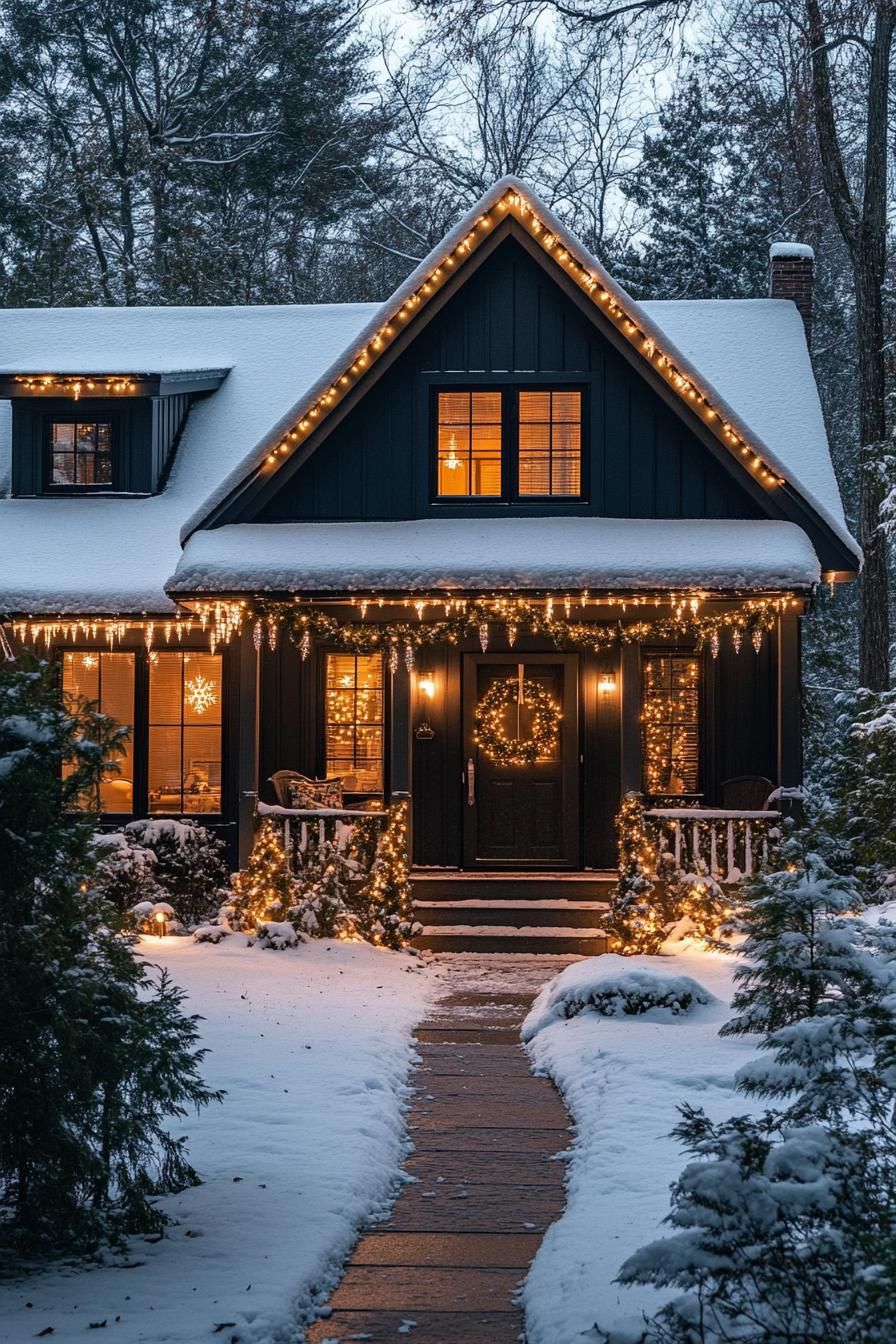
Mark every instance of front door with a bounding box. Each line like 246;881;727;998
462;654;579;867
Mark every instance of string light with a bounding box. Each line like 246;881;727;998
248;187;788;495
12;374;138;397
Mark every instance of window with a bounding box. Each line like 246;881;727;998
642;653;701;794
325;654;384;792
518;390;581;496
436;391;502;497
49;420;113;488
62;651;135;812
149;652;223;813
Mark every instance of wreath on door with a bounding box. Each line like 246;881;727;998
473;677;561;767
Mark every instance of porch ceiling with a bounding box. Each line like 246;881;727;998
167;517;821;597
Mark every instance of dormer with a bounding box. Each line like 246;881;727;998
2;368;228;497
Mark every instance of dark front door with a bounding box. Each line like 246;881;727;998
462;654;579;867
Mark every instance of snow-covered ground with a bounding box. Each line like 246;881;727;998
1;936;433;1344
522;944;756;1344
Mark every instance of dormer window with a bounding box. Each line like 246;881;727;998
49;420;114;489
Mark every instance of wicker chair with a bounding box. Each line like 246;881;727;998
719;775;775;811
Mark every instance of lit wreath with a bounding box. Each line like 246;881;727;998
473;678;561;767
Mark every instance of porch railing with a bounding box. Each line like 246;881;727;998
256;799;389;877
644;807;781;882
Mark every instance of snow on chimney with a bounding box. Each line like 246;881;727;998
769;241;814;349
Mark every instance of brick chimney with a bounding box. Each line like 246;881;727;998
769;242;814;349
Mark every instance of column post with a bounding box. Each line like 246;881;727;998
237;629;261;868
620;642;642;794
777;610;802;788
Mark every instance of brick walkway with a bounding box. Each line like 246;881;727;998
307;955;575;1344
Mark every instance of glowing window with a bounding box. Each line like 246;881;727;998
517;390;581;496
62;651;135;812
325;654;384;792
149;652;222;814
642;654;701;794
50;421;113;487
436;391;502;497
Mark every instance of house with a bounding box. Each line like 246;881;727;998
0;178;860;952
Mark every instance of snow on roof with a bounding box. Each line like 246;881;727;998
0;303;378;614
640;298;848;541
167;518;821;595
178;175;858;566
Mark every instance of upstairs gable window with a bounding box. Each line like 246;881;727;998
434;387;583;501
437;391;502;497
517;390;581;497
49;420;114;489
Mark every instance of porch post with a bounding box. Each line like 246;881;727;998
237;628;261;867
389;665;413;795
777;610;802;787
620;643;642;793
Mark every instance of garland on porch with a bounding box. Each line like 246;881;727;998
473;676;561;767
225;594;788;664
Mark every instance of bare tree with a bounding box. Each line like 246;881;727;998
798;0;895;689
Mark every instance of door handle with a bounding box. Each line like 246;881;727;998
466;757;476;807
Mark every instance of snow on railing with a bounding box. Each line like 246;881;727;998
644;807;781;882
256;799;388;874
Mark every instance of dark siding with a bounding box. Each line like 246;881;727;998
707;639;778;795
253;236;764;524
11;394;191;496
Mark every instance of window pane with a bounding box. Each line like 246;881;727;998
49;421;113;489
62;651;135;812
325;653;384;792
149;652;222;813
642;654;700;794
436;391;502;497
518;390;582;497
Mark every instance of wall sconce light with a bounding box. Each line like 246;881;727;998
598;673;617;695
416;672;436;740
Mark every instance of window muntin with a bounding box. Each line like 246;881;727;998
149;652;222;813
62;651;135;812
642;653;701;794
517;390;582;497
437;391;502;497
325;653;384;792
50;421;113;487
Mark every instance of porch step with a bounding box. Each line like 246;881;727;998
411;870;615;903
414;898;608;929
413;925;609;956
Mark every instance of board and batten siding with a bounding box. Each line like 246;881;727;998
251;234;765;524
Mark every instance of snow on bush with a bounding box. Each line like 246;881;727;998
254;920;302;950
192;922;232;944
522;953;715;1039
91;819;230;928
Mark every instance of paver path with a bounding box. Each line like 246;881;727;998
307;953;577;1344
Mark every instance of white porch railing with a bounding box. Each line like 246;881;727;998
256;799;388;874
644;807;781;882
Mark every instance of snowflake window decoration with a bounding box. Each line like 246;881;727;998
185;673;217;715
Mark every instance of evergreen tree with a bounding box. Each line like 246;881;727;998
604;793;666;954
355;798;419;951
230;818;296;931
0;656;220;1255
292;827;353;938
620;73;780;300
605;819;896;1343
721;829;860;1037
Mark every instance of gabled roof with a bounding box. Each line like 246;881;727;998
180;176;859;569
0;178;859;616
